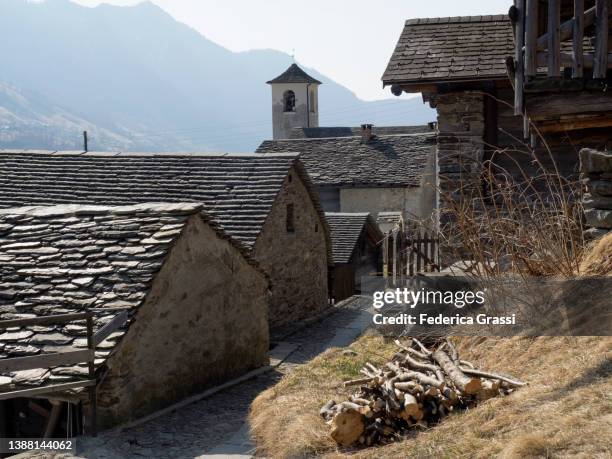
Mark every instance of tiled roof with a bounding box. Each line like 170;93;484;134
290;125;433;139
256;134;435;187
267;64;322;85
326;213;381;265
0;203;211;391
382;15;514;86
0;151;307;249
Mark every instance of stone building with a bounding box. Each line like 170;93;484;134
268;63;321;140
256;127;437;225
0;203;269;433
0;151;331;327
382;13;612;244
326;213;383;301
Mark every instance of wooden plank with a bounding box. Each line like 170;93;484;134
526;91;612;119
536;114;612;132
514;0;526;115
537;51;612;68
0;380;96;401
0;349;93;372
43;401;62;438
548;0;561;77
0;313;89;329
525;0;539;77
86;311;97;436
428;234;436;273
535;4;596;50
573;0;585;78
93;310;127;347
593;0;609;78
408;239;415;277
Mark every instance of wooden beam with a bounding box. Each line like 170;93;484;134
525;0;539;77
0;380;96;401
573;0;585;78
93;310;127;347
0;349;94;372
43;400;62;439
537;51;612;68
515;0;526;115
536;4;596;50
526;91;612;119
0;313;89;329
593;0;609;78
86;311;97;437
548;0;561;77
535;114;612;132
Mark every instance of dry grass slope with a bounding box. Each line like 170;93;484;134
250;335;612;458
580;233;612;276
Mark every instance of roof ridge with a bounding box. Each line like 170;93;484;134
0;202;204;218
0;150;299;159
263;132;436;142
405;14;508;25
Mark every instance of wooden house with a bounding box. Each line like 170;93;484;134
383;9;612;244
325;213;383;301
0;203;269;434
0;151;331;327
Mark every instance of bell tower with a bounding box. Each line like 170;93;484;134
267;63;321;140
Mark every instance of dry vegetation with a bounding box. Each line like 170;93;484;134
250;335;611;458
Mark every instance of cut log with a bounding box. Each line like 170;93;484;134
394;381;423;393
319;400;336;419
433;350;482;395
330;409;365;446
401;393;420;419
459;367;527;387
394;340;430;360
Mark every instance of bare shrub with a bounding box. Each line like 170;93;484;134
439;106;585;279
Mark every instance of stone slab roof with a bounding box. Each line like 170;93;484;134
290;125;433;139
382;15;514;87
0;151;307;249
256;134;435;188
326;213;381;265
267;63;322;85
0;203;215;392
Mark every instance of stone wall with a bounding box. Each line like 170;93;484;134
254;166;329;327
429;91;485;262
580;148;612;239
96;215;269;428
431;91;485;220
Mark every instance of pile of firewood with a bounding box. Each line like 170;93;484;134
320;338;526;447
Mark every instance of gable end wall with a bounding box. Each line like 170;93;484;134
95;215;269;428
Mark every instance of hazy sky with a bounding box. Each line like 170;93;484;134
69;0;510;100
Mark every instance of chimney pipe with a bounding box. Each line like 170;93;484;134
361;124;374;142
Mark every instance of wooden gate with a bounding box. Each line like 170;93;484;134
404;226;440;276
382;222;440;283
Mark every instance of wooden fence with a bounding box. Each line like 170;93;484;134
0;310;127;437
383;223;440;283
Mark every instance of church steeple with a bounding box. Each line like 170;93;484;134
267;64;321;140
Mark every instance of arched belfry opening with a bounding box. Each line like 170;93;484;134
283;90;296;112
267;63;322;140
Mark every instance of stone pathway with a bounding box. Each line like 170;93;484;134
72;296;372;459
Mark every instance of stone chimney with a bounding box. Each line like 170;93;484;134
361;124;374;142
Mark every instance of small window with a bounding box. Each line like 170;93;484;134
286;204;295;233
288;173;292;183
310;90;316;112
315;223;319;233
283;90;296;112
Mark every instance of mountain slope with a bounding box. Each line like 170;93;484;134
0;0;434;152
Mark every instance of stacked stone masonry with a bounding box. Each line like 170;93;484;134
580;148;612;238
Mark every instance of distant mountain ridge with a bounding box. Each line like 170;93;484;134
0;0;434;152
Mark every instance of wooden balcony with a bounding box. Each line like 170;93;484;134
511;0;612;134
